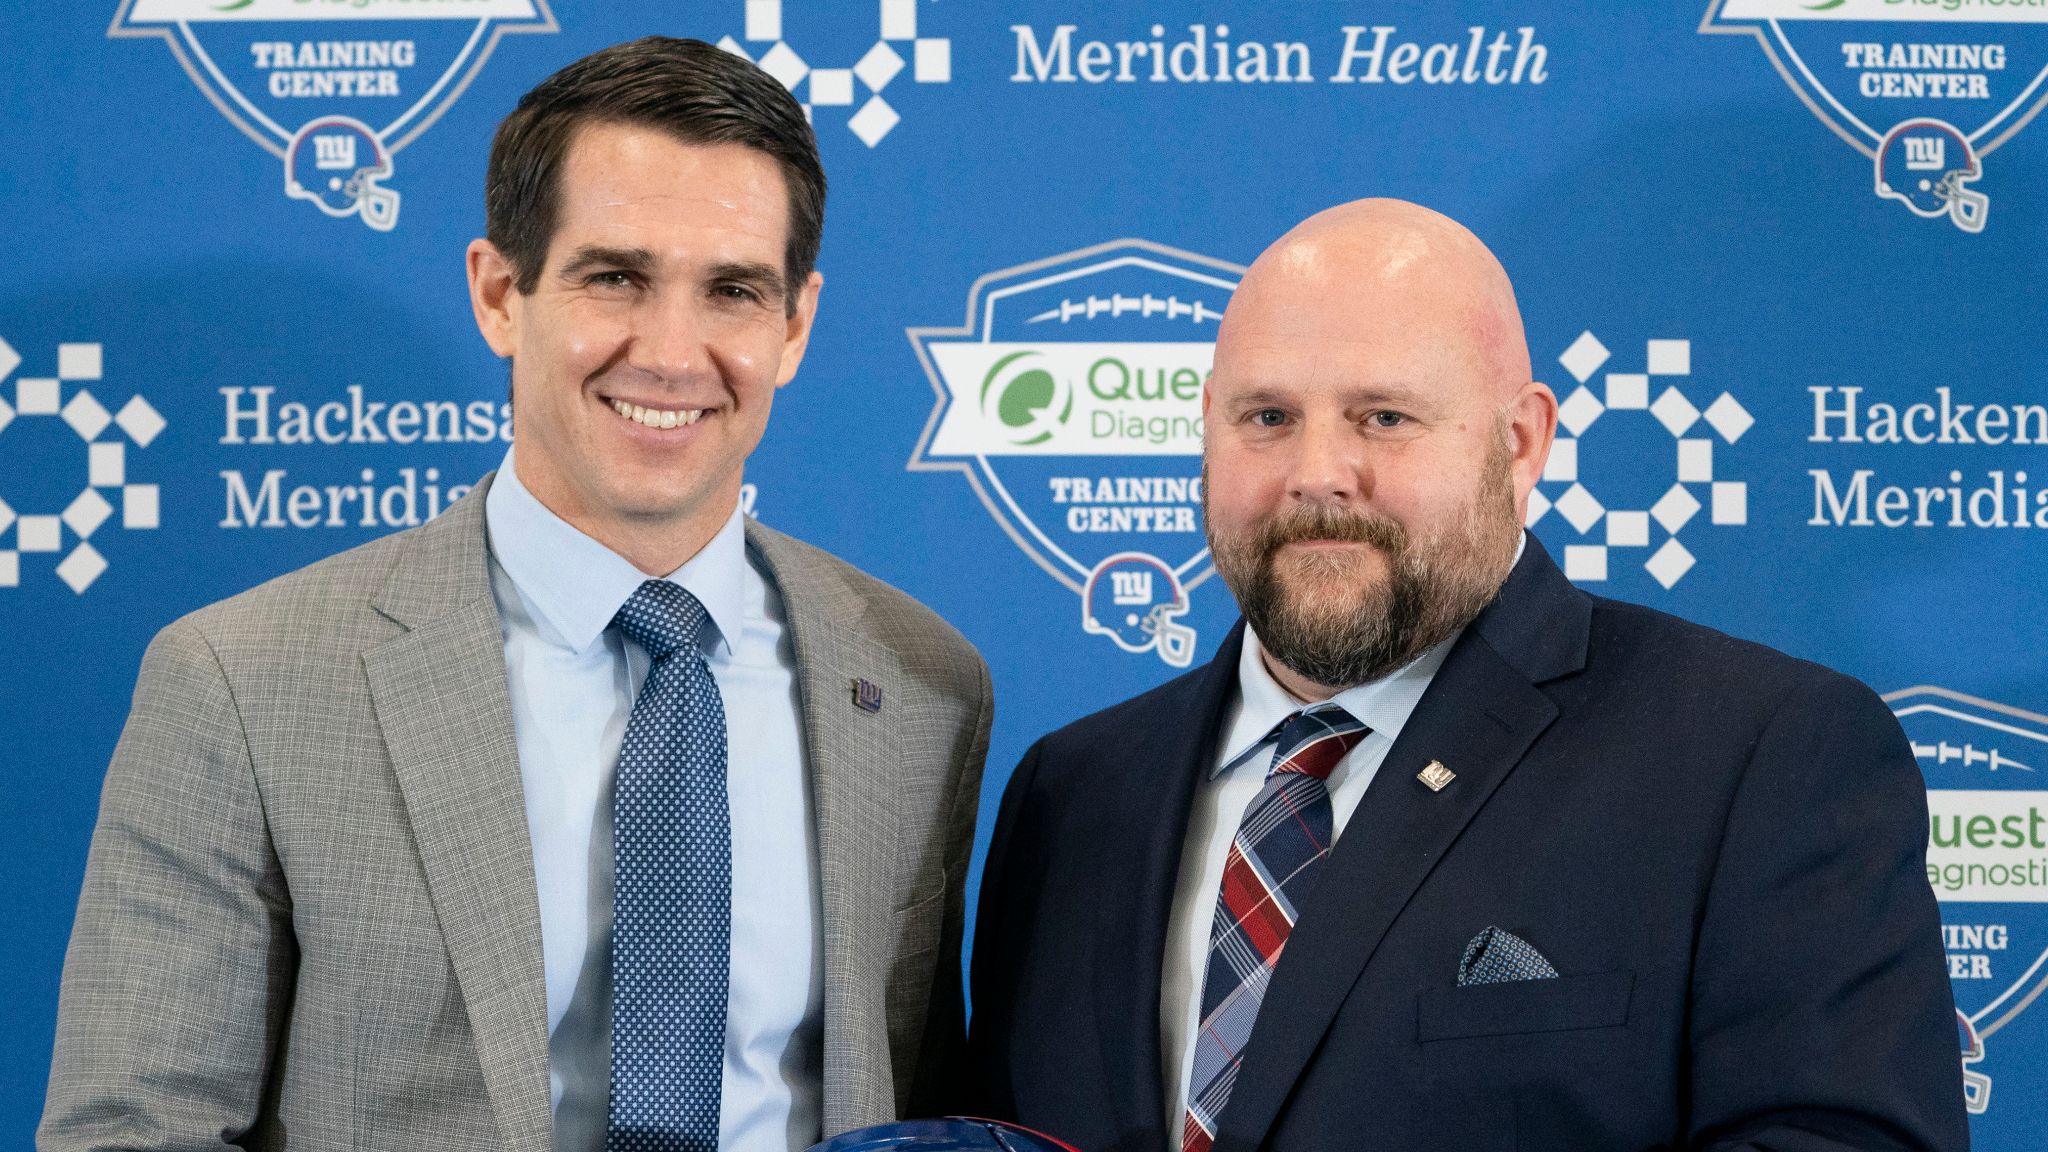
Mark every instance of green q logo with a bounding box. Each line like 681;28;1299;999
980;350;1073;446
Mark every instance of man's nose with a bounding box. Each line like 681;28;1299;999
630;294;707;380
1286;416;1365;502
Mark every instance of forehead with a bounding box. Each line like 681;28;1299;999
549;122;789;256
1211;289;1486;403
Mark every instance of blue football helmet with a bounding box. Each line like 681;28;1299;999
1958;1009;1990;1115
811;1118;1079;1152
285;116;400;232
1083;552;1196;668
1875;119;1986;234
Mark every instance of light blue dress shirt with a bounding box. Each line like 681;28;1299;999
484;452;823;1152
1160;535;1525;1145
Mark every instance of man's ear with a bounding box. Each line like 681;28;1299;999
1508;379;1560;502
467;238;521;358
775;270;825;388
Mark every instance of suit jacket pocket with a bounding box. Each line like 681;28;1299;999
1417;970;1634;1042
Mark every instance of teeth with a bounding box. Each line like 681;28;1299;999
610;399;703;428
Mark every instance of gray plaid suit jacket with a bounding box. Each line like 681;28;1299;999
40;475;992;1152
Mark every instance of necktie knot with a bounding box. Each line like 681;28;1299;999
613;579;711;662
1268;702;1370;782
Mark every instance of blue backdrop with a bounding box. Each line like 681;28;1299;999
4;1;2045;1146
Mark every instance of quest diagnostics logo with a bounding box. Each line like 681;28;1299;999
908;240;1238;667
1889;686;2048;1122
0;338;165;594
110;0;556;232
980;351;1074;446
1703;0;2048;232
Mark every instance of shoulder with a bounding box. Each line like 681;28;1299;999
745;519;987;698
166;518;428;667
1576;593;1898;742
1025;656;1219;785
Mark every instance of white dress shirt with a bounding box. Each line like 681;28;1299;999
484;452;823;1152
1158;627;1456;1146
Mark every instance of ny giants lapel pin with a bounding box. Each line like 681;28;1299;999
1417;760;1456;792
852;677;883;713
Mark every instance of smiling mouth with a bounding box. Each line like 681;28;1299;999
609;398;706;429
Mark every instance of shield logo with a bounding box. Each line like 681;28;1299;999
110;0;556;231
908;240;1240;665
1702;1;2048;231
1888;685;2048;1122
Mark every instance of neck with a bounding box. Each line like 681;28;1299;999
512;461;735;578
589;514;729;578
1260;647;1346;704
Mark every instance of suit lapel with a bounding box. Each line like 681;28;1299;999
1095;625;1246;1149
1212;543;1591;1152
364;476;553;1152
746;521;906;1130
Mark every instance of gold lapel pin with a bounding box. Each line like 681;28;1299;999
1417;761;1456;792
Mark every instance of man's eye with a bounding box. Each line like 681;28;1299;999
587;270;634;288
1251;409;1288;427
1368;411;1406;428
714;283;760;302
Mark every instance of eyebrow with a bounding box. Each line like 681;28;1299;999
1222;383;1427;408
708;259;788;303
558;245;655;279
556;246;787;302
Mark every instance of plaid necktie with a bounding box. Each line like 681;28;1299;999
1182;703;1369;1152
608;580;729;1152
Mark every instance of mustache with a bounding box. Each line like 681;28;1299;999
1255;504;1408;557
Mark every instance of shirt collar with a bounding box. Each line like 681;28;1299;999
484;448;748;658
1213;625;1459;779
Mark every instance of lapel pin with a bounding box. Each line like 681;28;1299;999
852;677;883;714
1417;760;1456;792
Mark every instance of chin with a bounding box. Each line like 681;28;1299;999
1275;571;1382;625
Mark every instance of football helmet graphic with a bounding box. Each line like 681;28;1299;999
285;116;400;232
1958;1009;1991;1115
1876;119;1987;234
1083;552;1196;668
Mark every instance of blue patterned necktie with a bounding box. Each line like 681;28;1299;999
1182;703;1370;1152
608;580;729;1152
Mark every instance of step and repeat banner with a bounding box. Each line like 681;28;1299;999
2;0;2043;1145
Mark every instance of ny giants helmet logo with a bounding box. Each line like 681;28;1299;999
1876;118;1988;233
111;0;556;232
909;241;1240;668
1703;1;2048;233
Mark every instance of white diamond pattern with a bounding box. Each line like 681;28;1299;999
1704;393;1754;444
0;338;162;594
1556;483;1606;534
1646;539;1696;589
757;42;809;90
855;40;904;90
1652;484;1702;533
1651;387;1700;437
1558;386;1605;437
1559;330;1610;384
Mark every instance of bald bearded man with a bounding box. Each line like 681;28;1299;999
962;201;1964;1152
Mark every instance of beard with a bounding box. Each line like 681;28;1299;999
1206;436;1522;692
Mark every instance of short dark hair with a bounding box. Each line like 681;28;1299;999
485;36;826;309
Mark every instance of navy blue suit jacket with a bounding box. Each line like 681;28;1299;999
966;540;1965;1152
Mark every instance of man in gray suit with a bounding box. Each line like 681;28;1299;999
42;37;990;1152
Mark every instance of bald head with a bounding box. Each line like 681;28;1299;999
1217;198;1532;402
1201;198;1557;698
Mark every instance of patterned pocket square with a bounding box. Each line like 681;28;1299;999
1458;926;1560;986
